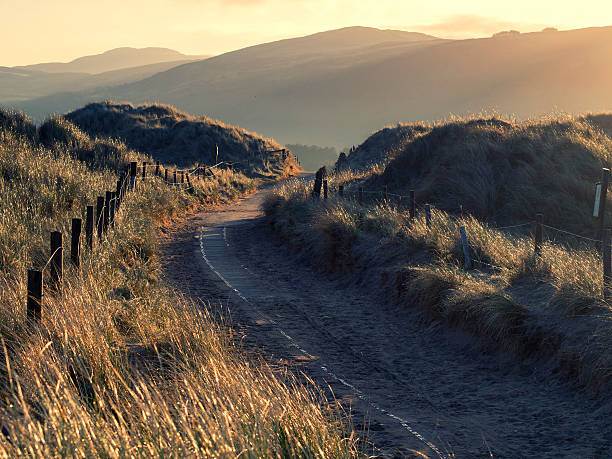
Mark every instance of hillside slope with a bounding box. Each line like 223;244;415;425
65;101;299;177
13;25;612;149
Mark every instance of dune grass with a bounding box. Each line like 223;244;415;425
266;115;612;397
0;113;359;457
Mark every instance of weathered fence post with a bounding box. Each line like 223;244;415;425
382;186;387;202
109;192;116;227
598;168;610;240
186;174;193;194
85;205;94;249
425;204;431;228
50;231;63;289
155;161;160;177
181;172;185;184
535;213;543;256
603;228;611;300
96;196;104;239
71;218;81;267
323;180;328;200
459;226;472;269
27;269;43;322
339;185;344;198
142;162;147;180
103;191;111;234
173;171;177;185
410;190;416;219
129;162;137;191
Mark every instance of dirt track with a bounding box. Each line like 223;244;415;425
160;185;612;458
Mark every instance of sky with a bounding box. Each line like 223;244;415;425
2;0;612;66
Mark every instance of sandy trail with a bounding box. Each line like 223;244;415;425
160;185;612;458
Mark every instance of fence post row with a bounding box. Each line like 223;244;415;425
71;218;81;267
50;231;63;290
603;229;611;300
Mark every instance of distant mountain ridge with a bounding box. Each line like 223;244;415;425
18;47;208;74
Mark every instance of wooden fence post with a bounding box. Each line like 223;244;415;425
173;171;177;185
323;180;328;200
425;204;431;228
603;229;611;300
598;168;610;240
410;190;416;219
109;192;116;227
186;174;193;194
27;269;43;322
358;187;363;205
155;161;160;177
165;169;168;183
96;196;104;239
71;218;81;268
50;231;63;289
129;162;137;191
535;213;543;256
382;186;387;202
142;162;147;180
103;191;111;234
339;185;344;198
181;172;185;184
459;226;472;269
85;205;94;249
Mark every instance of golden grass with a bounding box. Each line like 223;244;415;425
0;121;358;457
264;164;612;395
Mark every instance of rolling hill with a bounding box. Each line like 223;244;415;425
10;25;612;150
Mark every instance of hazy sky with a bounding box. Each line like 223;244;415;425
2;0;611;66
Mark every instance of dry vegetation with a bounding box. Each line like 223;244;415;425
0;109;358;457
264;114;612;398
65;101;300;178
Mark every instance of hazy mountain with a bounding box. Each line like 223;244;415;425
18;47;207;74
11;26;612;149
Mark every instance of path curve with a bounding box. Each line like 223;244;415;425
160;184;612;458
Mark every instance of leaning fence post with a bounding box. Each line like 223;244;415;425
598;168;610;240
410;190;416;219
109;192;116;227
358;187;363;205
338;185;344;198
535;213;543;256
103;191;111;234
603;229;611;300
96;196;104;239
27;269;43;322
129;162;137;191
85;205;94;249
459;226;472;269
71;218;81;268
323;180;328;200
50;231;63;289
425;204;431;228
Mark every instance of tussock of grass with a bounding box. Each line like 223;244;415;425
0;110;357;457
266;115;612;395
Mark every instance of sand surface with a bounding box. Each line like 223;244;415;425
159;185;612;458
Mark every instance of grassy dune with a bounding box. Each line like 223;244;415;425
264;114;612;397
0;110;357;457
65;101;301;178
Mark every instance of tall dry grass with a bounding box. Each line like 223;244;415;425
266;139;612;397
0;113;358;457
